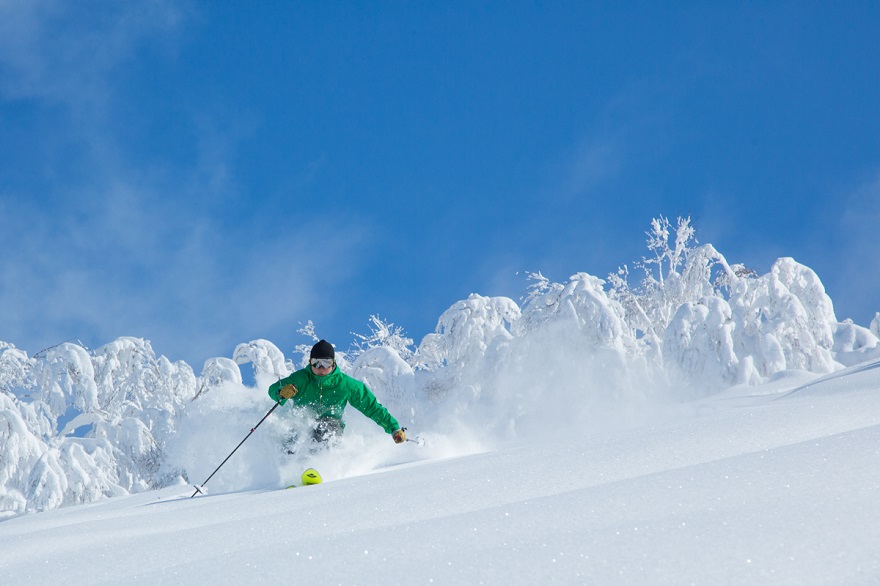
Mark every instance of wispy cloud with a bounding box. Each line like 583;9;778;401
0;180;372;366
833;172;880;323
0;2;374;367
0;1;186;103
555;139;623;204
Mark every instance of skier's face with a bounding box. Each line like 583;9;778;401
311;364;333;376
310;359;334;377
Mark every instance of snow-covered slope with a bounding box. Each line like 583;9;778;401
2;360;878;585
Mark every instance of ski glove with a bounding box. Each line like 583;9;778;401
392;428;406;444
279;384;298;399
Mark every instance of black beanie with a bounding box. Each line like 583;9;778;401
310;339;335;360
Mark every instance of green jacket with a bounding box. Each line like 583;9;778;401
268;366;399;434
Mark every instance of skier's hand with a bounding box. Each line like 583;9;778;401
279;384;298;399
392;428;406;444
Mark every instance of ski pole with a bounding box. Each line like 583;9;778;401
190;401;281;498
397;427;425;446
405;431;426;446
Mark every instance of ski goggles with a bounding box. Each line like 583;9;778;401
310;358;334;369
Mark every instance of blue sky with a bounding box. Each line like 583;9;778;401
1;1;878;369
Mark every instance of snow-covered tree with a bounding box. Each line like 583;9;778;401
516;272;628;351
233;339;293;385
419;294;520;371
725;257;837;375
0;343;32;399
607;218;735;347
662;296;759;392
0;393;47;514
350;346;416;421
343;316;419;421
351;315;416;364
30;342;98;435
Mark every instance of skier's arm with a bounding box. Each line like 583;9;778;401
348;381;400;434
268;376;297;405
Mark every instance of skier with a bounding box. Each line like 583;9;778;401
268;339;406;448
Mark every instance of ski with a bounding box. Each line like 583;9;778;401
286;468;322;489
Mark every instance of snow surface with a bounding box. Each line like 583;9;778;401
2;360;880;584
